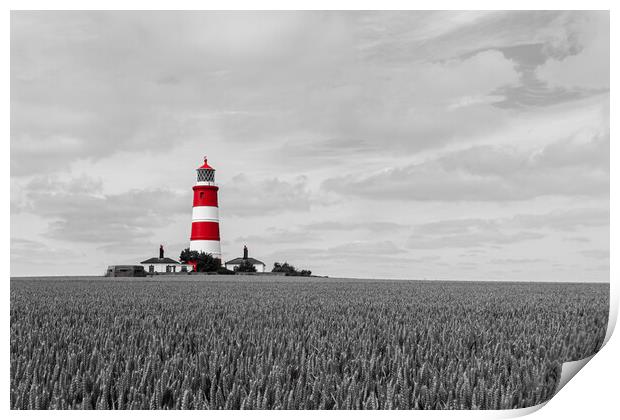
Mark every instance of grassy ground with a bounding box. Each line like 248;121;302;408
10;278;609;410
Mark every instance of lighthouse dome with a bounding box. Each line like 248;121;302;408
198;157;214;170
196;157;216;183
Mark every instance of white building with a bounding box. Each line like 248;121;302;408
224;245;266;273
140;245;193;274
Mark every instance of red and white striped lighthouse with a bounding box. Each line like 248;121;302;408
189;157;221;260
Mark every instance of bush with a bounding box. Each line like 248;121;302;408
235;259;257;273
272;262;311;277
179;248;221;273
217;267;235;275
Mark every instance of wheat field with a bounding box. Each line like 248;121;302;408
10;277;608;410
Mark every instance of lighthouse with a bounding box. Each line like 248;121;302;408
189;157;222;260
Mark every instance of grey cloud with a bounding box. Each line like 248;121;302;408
11;11;608;182
11;11;522;179
328;241;406;256
235;228;318;246
98;241;188;258
356;11;564;64
406;207;608;250
408;231;543;249
263;247;324;260
500;43;549;67
262;240;407;264
10;11;610;282
493;81;606;109
563;236;590;243
413;219;497;236
233;219;409;254
323;134;609;202
456;262;478;269
97;241;152;255
580;250;609;260
412;208;608;237
438;133;609;175
375;12;609;109
234;222;407;256
536;11;609;90
491;30;608;109
585;264;609;272
11;237;84;262
490;258;544;264
459;249;488;257
512;208;609;231
221;174;311;217
15;176;190;246
303;221;406;232
256;49;518;166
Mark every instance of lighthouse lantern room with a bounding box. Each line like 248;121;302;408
189;157;222;260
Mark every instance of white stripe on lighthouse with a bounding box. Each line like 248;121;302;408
189;240;221;258
191;206;219;222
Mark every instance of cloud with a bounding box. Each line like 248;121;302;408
235;227;318;245
9;11;610;282
355;10;607;111
408;230;543;249
236;222;406;251
274;49;518;160
563;236;590;243
488;24;608;110
580;250;609;260
512;208;609;231
406;208;608;249
302;221;406;233
492;80;606;110
490;258;544;264
11;11;523;179
585;264;609;273
262;240;407;259
328;240;407;256
14;176;190;246
356;11;565;64
536;11;609;90
11;11;608;179
221;174;311;217
11;237;85;265
323;133;609;202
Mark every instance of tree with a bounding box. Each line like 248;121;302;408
271;262;311;277
235;259;257;273
217;266;235;275
179;248;221;272
272;262;296;274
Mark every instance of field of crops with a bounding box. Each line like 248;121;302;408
10;277;608;410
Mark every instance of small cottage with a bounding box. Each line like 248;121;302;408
224;245;266;273
140;245;193;274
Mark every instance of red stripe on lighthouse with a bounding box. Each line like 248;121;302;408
191;221;220;241
193;185;219;207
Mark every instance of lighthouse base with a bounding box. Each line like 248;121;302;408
190;240;222;260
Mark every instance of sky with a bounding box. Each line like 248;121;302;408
10;11;609;281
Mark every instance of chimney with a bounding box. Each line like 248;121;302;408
243;245;248;259
159;245;164;259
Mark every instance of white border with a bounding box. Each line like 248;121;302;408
2;1;618;10
4;2;616;419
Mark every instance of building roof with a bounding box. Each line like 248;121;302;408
225;257;265;266
140;257;182;264
198;157;214;170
